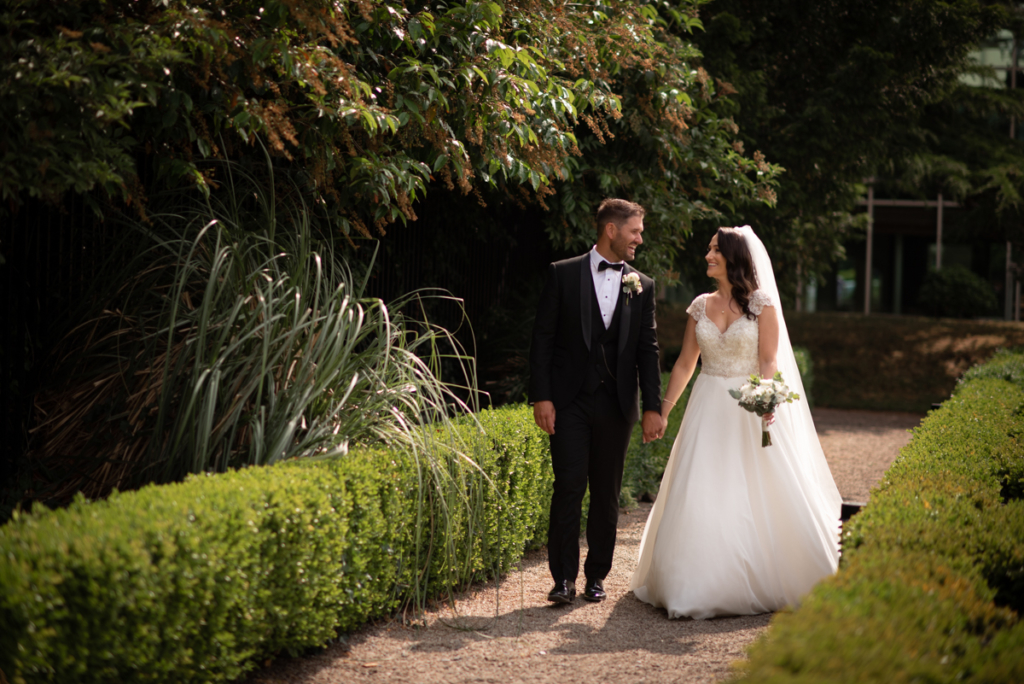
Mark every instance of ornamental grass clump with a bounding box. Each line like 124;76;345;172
24;165;477;507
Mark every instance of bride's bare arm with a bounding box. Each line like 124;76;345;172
661;315;701;420
757;305;779;379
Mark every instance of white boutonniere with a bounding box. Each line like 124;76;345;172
622;272;642;304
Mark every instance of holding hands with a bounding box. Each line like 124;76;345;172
642;410;667;443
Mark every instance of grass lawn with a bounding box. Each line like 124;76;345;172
657;303;1024;412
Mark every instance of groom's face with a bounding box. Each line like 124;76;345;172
609;215;644;262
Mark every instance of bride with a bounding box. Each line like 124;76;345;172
630;226;841;619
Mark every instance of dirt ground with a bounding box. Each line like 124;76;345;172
245;408;923;684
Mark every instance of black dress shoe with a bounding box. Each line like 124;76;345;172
582;578;606;602
547;580;576;604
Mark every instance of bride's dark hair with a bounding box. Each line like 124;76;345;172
716;227;759;320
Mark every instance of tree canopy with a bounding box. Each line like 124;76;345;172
890;7;1024;245
691;0;1008;295
1;0;781;278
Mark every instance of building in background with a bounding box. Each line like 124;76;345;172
811;27;1022;320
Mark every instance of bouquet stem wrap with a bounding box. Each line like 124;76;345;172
761;415;771;447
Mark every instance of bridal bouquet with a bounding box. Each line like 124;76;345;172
728;372;800;447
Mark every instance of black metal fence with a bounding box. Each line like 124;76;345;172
2;194;125;488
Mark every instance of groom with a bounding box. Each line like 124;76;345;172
529;198;665;604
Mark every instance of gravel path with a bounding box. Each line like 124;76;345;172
246;409;923;684
812;408;923;503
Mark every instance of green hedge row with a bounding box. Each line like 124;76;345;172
736;348;1024;683
0;405;552;684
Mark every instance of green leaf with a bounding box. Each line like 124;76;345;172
359;109;377;134
496;47;515;69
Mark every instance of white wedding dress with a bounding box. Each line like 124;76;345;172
630;288;842;619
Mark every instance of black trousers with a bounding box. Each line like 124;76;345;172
547;382;634;584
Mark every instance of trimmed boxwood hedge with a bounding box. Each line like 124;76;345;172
736;349;1024;683
0;405;552;684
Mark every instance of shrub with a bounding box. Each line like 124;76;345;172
0;404;551;684
411;406;553;593
961;346;1024;388
918;265;998;318
784;312;1024;412
793;345;815;409
734;351;1024;683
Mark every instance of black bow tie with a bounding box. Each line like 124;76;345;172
598;261;624;272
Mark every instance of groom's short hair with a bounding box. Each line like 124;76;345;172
596;198;645;231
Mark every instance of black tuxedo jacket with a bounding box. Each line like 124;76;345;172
529;253;662;423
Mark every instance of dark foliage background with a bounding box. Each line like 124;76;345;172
685;0;1013;301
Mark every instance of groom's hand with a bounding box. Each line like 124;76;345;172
642;410;665;443
533;400;556;435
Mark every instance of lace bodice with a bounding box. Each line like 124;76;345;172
686;291;774;378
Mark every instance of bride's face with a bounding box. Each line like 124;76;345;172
706;236;728;280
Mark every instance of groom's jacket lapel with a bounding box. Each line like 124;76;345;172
579;256;592;351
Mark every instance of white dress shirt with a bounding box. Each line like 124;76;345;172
589;246;623;329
